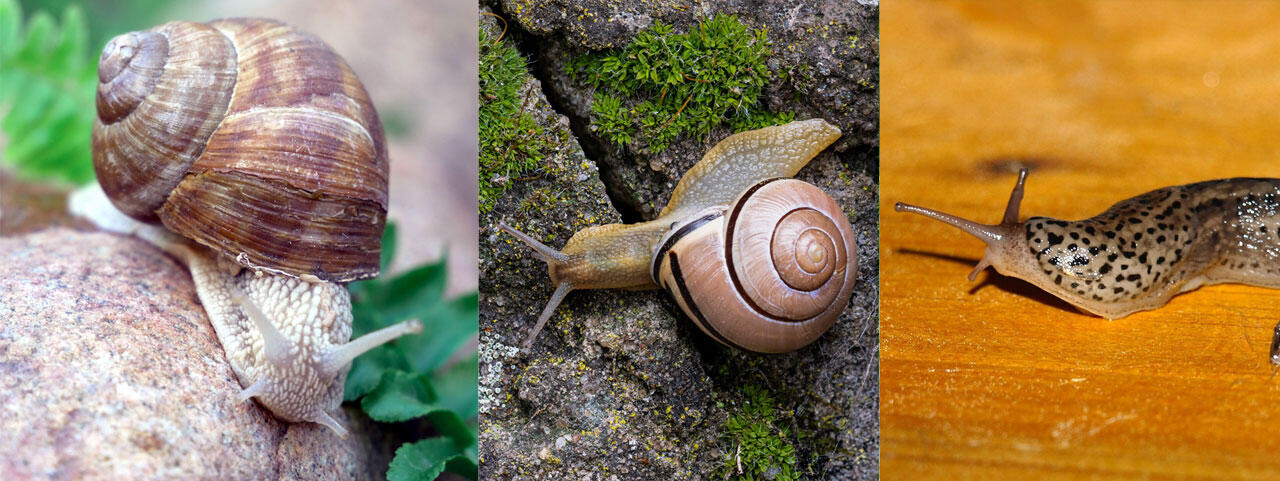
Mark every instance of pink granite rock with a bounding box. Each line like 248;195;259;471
0;229;390;480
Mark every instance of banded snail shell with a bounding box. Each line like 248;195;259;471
651;178;858;353
92;18;388;282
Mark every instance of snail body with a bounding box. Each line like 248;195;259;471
73;18;421;437
501;119;858;353
895;169;1280;321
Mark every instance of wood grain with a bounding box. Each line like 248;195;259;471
882;1;1280;479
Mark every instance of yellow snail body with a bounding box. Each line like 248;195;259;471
501;119;858;353
70;18;421;437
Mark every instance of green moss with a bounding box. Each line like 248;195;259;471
478;24;559;214
715;384;800;481
567;13;793;153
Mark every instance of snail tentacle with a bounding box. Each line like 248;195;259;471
231;290;295;368
525;282;574;348
320;319;424;376
311;410;348;439
238;378;269;402
498;222;570;263
496;222;582;348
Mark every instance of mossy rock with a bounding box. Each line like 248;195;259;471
499;0;876;220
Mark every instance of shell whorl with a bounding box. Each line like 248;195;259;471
91;18;388;282
727;179;856;323
96;31;167;124
653;178;858;353
93;22;238;221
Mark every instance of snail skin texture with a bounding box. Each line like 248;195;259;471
896;169;1280;362
71;18;421;437
500;119;859;353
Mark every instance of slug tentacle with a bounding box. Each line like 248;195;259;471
894;168;1029;281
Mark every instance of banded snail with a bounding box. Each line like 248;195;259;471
501;119;859;353
71;18;421;437
896;170;1280;362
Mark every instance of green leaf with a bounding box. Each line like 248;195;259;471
360;370;440;423
375;260;447;320
380;222;399;272
427;410;477;451
0;0;20;58
341;215;478;480
1;0;96;185
400;291;478;373
387;438;477;481
342;330;406;401
431;353;479;418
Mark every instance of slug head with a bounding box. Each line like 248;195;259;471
896;169;1199;319
894;168;1031;283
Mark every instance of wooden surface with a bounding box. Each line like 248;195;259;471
882;2;1280;479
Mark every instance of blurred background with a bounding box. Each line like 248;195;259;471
2;0;477;295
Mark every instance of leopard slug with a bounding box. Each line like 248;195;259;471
895;169;1280;362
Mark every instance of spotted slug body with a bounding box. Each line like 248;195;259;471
895;169;1280;320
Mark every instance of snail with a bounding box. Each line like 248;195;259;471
499;119;859;353
68;18;422;437
895;169;1280;362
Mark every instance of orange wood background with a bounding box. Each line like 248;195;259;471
882;1;1280;479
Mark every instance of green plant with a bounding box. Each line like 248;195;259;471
345;223;480;480
715;384;799;481
568;13;793;153
0;0;96;184
478;22;560;214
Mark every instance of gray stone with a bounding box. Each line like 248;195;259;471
0;229;391;480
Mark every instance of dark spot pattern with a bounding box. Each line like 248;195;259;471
1024;179;1280;305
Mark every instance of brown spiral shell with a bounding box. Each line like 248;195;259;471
651;178;858;353
91;18;388;283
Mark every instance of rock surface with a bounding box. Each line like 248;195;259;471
478;5;879;479
0;229;392;480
